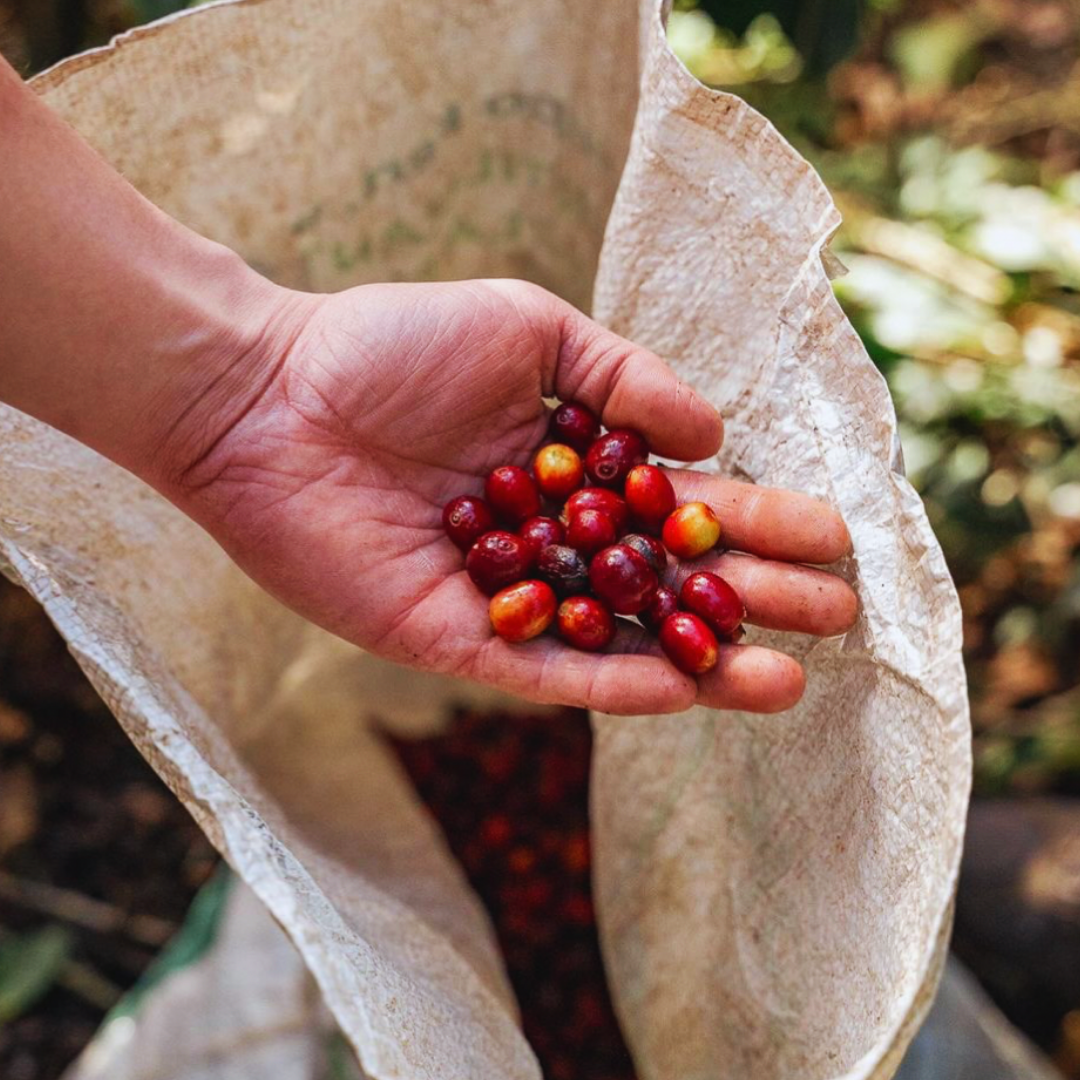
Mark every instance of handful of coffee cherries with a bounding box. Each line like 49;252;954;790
442;401;745;675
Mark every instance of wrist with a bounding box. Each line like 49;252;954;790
0;62;318;502
129;245;315;502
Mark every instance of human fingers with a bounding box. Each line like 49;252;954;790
487;280;724;462
611;621;806;713
471;633;697;716
666;469;851;564
695;644;806;713
666;551;859;637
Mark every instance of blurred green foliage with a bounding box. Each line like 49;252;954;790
0;926;72;1024
105;865;231;1022
670;0;1080;796
689;0;863;74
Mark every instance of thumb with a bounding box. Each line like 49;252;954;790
488;279;725;462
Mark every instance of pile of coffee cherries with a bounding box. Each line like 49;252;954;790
442;401;745;675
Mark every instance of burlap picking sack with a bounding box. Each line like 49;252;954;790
0;0;970;1076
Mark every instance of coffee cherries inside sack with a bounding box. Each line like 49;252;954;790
443;401;745;675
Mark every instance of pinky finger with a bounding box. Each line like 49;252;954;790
695;645;806;713
610;622;806;714
473;635;697;716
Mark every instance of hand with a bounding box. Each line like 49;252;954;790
163;278;857;716
0;63;853;713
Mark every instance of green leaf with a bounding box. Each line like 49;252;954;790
107;865;233;1022
324;1031;368;1080
0;925;73;1024
890;13;989;91
125;0;191;24
697;0;863;75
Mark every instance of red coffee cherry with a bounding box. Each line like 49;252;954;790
621;533;667;574
442;495;495;551
638;585;679;634
466;531;535;595
563;488;629;534
536;544;590;598
486;465;541;523
548;402;600;454
624;464;676;526
566;509;617;557
680;571;745;638
533;444;585;501
662;502;721;559
659;612;719;674
519;516;565;552
557;596;616;652
585;430;649;488
588;544;658;616
490;580;557;642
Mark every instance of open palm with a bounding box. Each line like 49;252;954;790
170;279;857;715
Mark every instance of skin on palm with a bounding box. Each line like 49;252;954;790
164;279;857;717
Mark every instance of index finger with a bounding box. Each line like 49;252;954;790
666;469;852;564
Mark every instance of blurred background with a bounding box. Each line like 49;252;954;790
1;0;1079;1078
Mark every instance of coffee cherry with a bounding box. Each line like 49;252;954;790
621;533;667;574
536;545;590;598
680;571;745;638
549;402;600;454
662;502;721;559
563;488;629;534
557;596;616;652
588;544;658;616
520;516;565;552
659;612;719;674
533;444;585;501
638;585;679;634
466;531;535;595
486;465;541;523
442;495;496;551
490;580;557;643
624;464;676;526
585;430;649;488
567;509;617;557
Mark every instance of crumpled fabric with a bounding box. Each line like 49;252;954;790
1;0;969;1076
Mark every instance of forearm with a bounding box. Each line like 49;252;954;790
0;57;298;490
